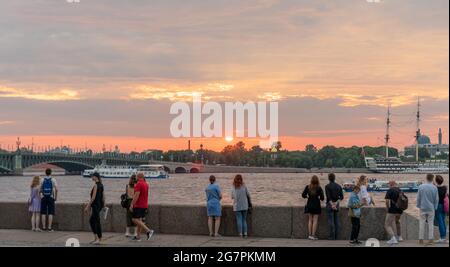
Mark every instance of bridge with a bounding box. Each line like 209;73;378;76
0;151;311;175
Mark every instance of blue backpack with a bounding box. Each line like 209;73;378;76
42;178;53;197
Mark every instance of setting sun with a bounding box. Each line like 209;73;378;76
225;136;234;143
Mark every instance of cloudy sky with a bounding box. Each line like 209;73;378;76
0;0;448;152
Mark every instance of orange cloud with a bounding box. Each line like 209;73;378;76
0;86;80;101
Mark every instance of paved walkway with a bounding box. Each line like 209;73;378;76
1;229;448;247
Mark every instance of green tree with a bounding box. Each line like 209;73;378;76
345;158;355;168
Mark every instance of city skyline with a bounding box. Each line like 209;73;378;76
0;0;448;152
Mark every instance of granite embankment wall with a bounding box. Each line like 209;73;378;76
0;202;431;240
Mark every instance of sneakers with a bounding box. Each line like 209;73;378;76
387;237;399;245
396;236;403;242
308;236;315;240
146;230;154;240
350;240;362;245
131;236;142;242
436;239;447;243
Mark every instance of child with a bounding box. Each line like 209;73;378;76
348;185;364;244
28;176;42;231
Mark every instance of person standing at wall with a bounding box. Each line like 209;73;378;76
302;175;325;240
325;173;344;240
384;181;404;245
28;176;41;232
124;175;137;238
357;175;374;206
205;175;222;237
417;174;439;245
231;174;251;238
40;168;58;232
348;185;363;245
84;172;105;245
434;175;448;243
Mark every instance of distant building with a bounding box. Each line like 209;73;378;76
404;128;449;158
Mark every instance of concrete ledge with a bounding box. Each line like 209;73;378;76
0;202;429;240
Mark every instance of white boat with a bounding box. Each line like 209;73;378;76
82;164;169;179
365;157;448;174
136;165;169;179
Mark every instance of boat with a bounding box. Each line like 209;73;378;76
365;157;449;174
367;180;421;193
343;179;421;193
135;164;169;179
82;164;169;179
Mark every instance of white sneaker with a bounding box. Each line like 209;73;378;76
396;236;403;242
308;236;315;240
437;239;447;243
387;237;398;245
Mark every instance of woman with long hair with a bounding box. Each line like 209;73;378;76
435;175;448;243
28;176;41;231
84;172;105;245
302;175;325;240
357;175;374;206
231;174;252;238
125;174;138;237
205;175;222;237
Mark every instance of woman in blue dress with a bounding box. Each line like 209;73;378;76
205;175;222;237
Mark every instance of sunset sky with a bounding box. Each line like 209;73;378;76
0;0;448;152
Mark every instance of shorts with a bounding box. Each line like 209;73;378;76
132;208;147;219
41;196;55;216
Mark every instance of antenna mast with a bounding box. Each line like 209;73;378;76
385;104;391;158
414;97;421;161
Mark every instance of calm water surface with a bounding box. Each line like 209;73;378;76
1;173;447;215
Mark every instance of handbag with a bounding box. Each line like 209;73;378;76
246;187;253;214
120;185;130;209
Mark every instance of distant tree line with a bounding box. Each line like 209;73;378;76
152;142;403;169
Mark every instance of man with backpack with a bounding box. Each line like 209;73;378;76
40;168;58;232
384;181;407;245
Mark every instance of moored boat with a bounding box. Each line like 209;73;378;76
82;164;169;179
343;179;421;193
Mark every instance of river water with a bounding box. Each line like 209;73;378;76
1;173;447;214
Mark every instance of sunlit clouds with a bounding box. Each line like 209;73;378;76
0;86;80;101
0;0;448;150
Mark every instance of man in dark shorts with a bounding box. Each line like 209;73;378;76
385;181;403;245
40;168;58;232
130;173;154;241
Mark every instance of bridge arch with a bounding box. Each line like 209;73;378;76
27;161;95;174
189;167;200;173
174;166;187;173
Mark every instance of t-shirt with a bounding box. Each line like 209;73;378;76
134;180;149;209
438;186;447;205
40;177;58;199
206;183;221;203
358;185;371;205
90;182;104;209
385;187;403;214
